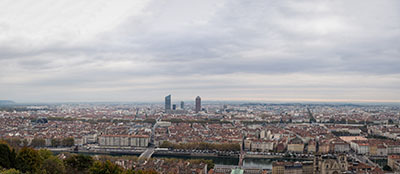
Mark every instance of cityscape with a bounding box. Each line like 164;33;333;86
1;0;400;174
1;98;400;173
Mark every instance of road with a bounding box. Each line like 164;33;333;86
139;115;162;161
139;147;155;161
350;152;378;167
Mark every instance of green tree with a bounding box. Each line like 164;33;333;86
0;142;16;169
89;160;122;174
38;149;53;160
64;154;93;174
15;147;42;174
61;137;74;147
51;139;61;147
4;138;21;148
42;156;66;174
0;168;21;174
30;138;45;148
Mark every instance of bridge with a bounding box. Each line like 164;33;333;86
138;115;162;162
138;147;155;161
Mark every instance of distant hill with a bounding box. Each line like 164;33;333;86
0;100;16;105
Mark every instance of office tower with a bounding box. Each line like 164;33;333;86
165;95;171;113
180;101;184;109
195;96;201;113
172;104;176;110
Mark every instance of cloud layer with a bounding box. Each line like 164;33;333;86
1;0;400;103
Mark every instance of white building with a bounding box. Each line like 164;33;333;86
99;135;149;147
250;140;274;152
350;141;369;154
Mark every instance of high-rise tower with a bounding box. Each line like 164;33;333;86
165;95;171;113
195;96;201;113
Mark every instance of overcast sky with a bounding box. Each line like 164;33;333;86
0;0;400;103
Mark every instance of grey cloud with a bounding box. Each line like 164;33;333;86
1;0;400;102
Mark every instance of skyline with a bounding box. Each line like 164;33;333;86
1;0;400;103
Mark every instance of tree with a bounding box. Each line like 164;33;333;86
61;137;74;147
30;138;45;148
15;147;42;174
22;140;28;147
383;165;392;171
89;160;122;174
38;149;53;160
42;156;66;174
0;169;21;174
0;142;16;169
3;138;21;148
51;139;61;147
64;154;93;174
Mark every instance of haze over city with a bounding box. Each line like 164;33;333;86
3;1;400;174
1;0;399;103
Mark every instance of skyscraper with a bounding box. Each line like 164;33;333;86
172;104;176;110
165;95;171;113
195;96;201;113
180;101;184;109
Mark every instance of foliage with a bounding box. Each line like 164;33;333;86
188;159;214;171
51;139;61;147
0;142;16;169
42;156;66;174
331;131;359;136
15;147;42;174
64;154;94;174
0;169;21;174
89;160;122;174
160;141;240;151
366;134;393;140
30;138;46;148
383;165;392;171
163;118;230;124
2;138;21;148
61;137;75;147
38;149;53;160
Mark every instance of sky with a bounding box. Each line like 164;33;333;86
0;0;400;103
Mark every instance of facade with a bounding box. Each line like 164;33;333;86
376;145;388;156
272;162;285;174
385;142;400;154
180;101;184;109
284;164;302;174
272;161;313;174
287;137;304;153
250;140;274;152
213;165;266;174
165;95;171;113
172;104;176;110
98;135;149;147
302;161;314;174
319;143;330;154
388;155;400;171
314;154;348;174
307;140;317;153
350;141;369;154
195;96;201;113
332;142;350;153
83;134;97;144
